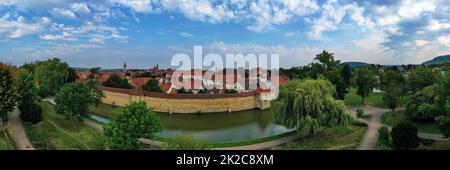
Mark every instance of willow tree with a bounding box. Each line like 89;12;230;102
271;79;354;136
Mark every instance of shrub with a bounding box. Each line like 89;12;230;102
376;127;391;149
356;109;364;119
142;79;161;92
163;135;211;150
102;74;133;89
55;83;94;121
435;115;450;138
391;122;420;150
25;124;55;150
19;103;42;124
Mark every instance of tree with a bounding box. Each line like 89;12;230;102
406;67;440;93
163;135;211;150
405;85;444;121
66;67;78;83
341;64;352;90
34;58;69;97
381;70;405;116
0;64;17;122
16;69;41;124
391;122;420;150
102;74;133;89
142;79;161;92
355;67;377;105
104;101;162;150
436;115;450;138
55;83;94;121
356;109;364;120
271;79;354;136
86;67;104;106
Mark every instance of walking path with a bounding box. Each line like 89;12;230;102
7;108;35;150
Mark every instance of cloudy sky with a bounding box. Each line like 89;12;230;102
0;0;449;69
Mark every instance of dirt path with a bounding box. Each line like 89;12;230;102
348;106;390;150
7;108;35;150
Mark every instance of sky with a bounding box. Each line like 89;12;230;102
0;0;450;69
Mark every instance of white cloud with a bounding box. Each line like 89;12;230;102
438;35;450;47
0;13;51;39
111;0;154;13
179;32;194;38
39;32;77;41
427;19;450;31
52;8;76;19
71;3;90;14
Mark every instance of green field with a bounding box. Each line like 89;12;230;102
277;125;367;150
344;88;410;108
0;125;15;150
381;111;441;134
25;102;106;150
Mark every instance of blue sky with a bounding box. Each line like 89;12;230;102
0;0;450;69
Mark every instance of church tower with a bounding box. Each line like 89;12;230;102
123;62;127;73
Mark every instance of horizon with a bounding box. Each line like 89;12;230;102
1;0;450;69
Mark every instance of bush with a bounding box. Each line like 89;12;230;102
25;124;55;150
163;135;211;150
352;121;368;127
102;74;133;89
377;127;391;149
435;115;450;138
19;103;42;124
391;122;420;150
356;109;364;119
142;79;161;92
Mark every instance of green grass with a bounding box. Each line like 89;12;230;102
0;125;15;150
25;102;106;150
381;110;441;134
422;141;450;150
89;103;118;120
278;125;367;150
344;88;411;108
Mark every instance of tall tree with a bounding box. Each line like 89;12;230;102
104;101;162;150
55;83;94;121
16;69;42;124
86;67;104;106
0;64;17;122
406;67;441;93
380;70;405;115
271;79;353;136
34;58;69;97
66;67;78;83
355;67;377;105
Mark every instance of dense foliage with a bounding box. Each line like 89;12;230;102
391;122;420;150
271;79;354;136
377;127;391;150
355;67;377;104
406;67;441;93
102;74;133;89
33;58;69;97
163;135;211;150
104;101;161;150
142;79;161;92
55;83;94;121
16;69;42;123
86;67;104;106
0;64;17;122
380;70;405;115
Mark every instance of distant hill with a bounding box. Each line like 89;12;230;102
423;55;450;65
342;62;371;67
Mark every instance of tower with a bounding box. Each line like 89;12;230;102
123;62;127;73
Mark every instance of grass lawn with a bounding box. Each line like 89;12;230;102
89;103;119;120
421;141;450;150
0;125;15;150
344;88;411;108
381;110;441;134
277;125;367;150
25;102;106;150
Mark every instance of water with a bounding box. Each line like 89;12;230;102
90;109;293;143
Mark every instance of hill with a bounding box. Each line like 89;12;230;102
341;62;371;67
423;55;450;65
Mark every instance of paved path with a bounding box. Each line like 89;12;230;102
8;108;35;150
214;134;302;150
348;106;390;150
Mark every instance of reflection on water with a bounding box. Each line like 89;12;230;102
156;109;293;143
90;109;293;143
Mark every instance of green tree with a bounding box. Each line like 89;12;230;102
406;67;440;93
16;69;42;123
34;58;69;97
55;83;94;121
0;64;17;122
341;64;352;90
405;85;444;120
142;79;161;92
355;67;377;105
391;122;420;150
86;67;104;106
381;70;405;115
271;79;354;136
104;101;161;150
66;67;78;83
102;74;133;89
163;135;211;150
